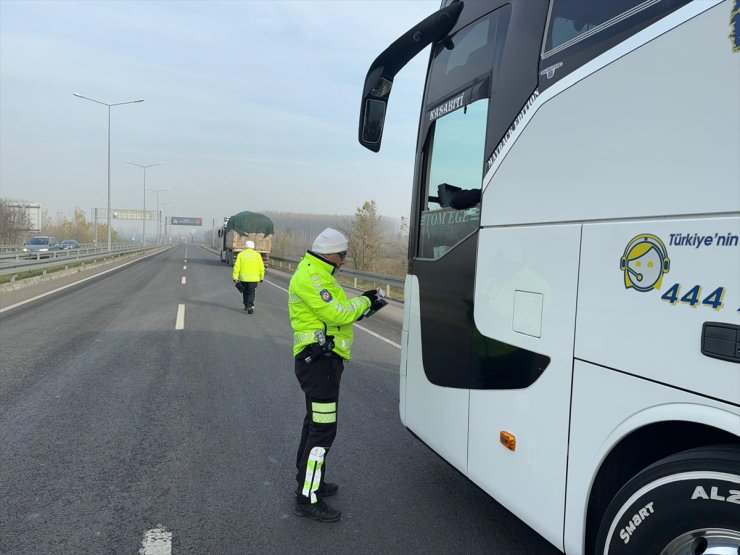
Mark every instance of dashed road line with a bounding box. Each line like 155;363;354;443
139;526;172;555
175;304;185;330
181;276;186;284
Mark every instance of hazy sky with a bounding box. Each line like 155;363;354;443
0;0;438;226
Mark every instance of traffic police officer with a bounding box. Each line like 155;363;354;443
232;240;265;313
289;227;380;522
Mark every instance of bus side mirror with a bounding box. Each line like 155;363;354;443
359;71;393;152
357;1;463;153
360;99;387;147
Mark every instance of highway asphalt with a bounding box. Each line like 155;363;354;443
0;244;560;554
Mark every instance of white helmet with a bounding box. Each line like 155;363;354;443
311;228;348;254
245;240;255;249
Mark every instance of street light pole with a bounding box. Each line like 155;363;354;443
147;188;169;245
73;93;144;252
160;202;175;244
125;161;161;246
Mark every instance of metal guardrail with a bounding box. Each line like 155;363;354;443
0;242;97;255
0;244;27;253
268;255;405;298
0;244;160;277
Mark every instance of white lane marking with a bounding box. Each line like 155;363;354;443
181;276;186;284
139;525;172;555
183;265;187;270
355;323;402;349
175;304;185;330
265;279;288;293
263;278;401;349
0;250;163;314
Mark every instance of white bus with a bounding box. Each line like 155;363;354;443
358;0;739;553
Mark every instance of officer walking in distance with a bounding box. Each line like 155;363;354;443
289;227;382;522
232;240;265;313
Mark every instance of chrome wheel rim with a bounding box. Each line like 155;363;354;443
660;528;740;555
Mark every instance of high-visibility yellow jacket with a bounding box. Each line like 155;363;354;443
233;249;265;282
288;251;370;360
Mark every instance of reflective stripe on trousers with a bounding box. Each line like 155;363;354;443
302;447;326;503
295;349;343;504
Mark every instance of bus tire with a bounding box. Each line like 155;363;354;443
595;444;740;554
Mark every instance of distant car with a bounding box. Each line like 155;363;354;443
59;240;80;250
22;236;60;257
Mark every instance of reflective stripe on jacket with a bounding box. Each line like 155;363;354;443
233;249;265;282
288;251;370;360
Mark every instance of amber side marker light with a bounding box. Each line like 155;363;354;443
500;431;516;451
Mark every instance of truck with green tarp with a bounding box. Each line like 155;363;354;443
218;211;274;265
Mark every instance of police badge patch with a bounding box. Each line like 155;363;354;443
320;289;333;302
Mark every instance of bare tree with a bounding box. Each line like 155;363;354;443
260;209;399;267
0;199;30;244
273;227;296;258
384;216;410;277
348;200;384;271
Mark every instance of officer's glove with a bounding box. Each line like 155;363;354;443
371;298;387;311
361;289;378;304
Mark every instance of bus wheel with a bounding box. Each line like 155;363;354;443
595;445;740;555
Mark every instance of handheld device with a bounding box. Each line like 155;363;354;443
363;287;388;318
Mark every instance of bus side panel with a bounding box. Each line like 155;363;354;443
480;1;740;228
399;274;413;427
565;359;740;555
469;224;581;550
577;217;740;402
403;275;470;473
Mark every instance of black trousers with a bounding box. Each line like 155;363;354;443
240;281;258;308
294;349;343;504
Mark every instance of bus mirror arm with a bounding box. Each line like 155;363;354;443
358;1;464;152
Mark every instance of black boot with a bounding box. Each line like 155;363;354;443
317;482;338;497
293;498;341;522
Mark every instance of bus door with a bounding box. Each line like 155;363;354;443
405;6;510;477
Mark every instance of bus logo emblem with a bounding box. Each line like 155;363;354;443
620;234;671;292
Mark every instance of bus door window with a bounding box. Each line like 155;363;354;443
419;99;487;260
